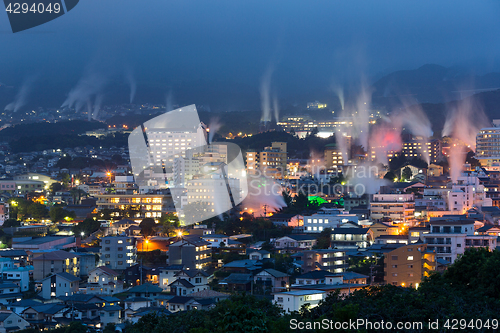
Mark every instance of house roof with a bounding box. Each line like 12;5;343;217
124;297;150;302
0;250;28;257
128;283;162;294
42;272;80;283
176;269;209;278
189;290;230;299
220;273;253;284
337;271;369;280
33;250;79;261
430;219;475;226
113;219;138;225
91;266;119;276
168;296;195;304
24;304;66;315
283;234;317;241
258;269;289;278
332;228;370;235
9;299;41;307
296;270;331;280
170;279;195;288
132;306;171;317
222;259;259;268
101;305;122;311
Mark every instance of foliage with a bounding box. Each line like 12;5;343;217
124;294;282;333
2;218;20;228
383;170;396;181
313;227;331;249
402;166;413;180
49;205;76;222
72;218;101;237
140;217;157;237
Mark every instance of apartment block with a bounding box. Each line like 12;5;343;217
384;243;435;287
370;193;415;223
100;236;137;271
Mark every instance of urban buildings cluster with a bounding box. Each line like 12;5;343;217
1;109;500;331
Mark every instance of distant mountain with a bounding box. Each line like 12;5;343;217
372;64;500;105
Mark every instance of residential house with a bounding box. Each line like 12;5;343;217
273;290;325;313
247;250;270;261
200;234;230;248
41;272;80;299
32;250;80;281
0;283;22;305
87;266;123;295
219;273;253;292
167;296;202;313
274;235;318;253
331;227;373;249
169;270;210;296
253;269;290;293
0;310;30;332
99;305;122;326
127;283;162;300
159;265;185;291
21;304;66;327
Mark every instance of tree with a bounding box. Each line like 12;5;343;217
402;166;412;180
2;219;20;228
314;227;331;249
103;323;116;333
72;218;101;237
49;182;64;196
159;213;180;236
27;202;49;220
139;217;157;237
49;205;75;222
384;170;396;181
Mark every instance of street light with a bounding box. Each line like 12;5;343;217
81;232;84;237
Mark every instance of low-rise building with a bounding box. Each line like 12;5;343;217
41;272;80;299
32;250;80;281
273;290;325;313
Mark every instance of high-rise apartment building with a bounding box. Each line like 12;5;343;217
245;142;287;179
476;122;500;167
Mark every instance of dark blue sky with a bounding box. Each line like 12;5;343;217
1;0;500;110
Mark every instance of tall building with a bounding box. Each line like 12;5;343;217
95;193;175;219
370;193;415;223
476;124;500;167
401;137;442;164
384;243;435;287
100;236;137;271
245;142;287;179
324;143;348;169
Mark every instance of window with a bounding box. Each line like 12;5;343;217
392;265;397;268
391;256;398;260
277;297;283;302
407;256;414;261
105;240;110;244
392;273;397;276
407;248;413;252
457;244;461;247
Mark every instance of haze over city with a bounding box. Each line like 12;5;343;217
1;1;500;332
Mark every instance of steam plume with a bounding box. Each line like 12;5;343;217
273;93;280;123
260;65;274;123
125;67;137;104
4;76;36;112
208;118;222;144
62;71;108;120
443;97;489;182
